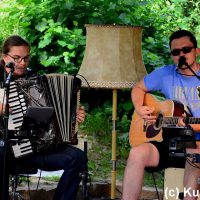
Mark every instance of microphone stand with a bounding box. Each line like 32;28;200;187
0;68;14;200
184;63;200;81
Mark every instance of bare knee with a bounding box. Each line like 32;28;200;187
127;143;159;167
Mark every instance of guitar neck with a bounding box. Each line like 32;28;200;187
163;117;200;125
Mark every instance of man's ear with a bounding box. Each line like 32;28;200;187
196;47;200;56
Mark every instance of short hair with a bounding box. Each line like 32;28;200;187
169;30;197;48
2;35;30;54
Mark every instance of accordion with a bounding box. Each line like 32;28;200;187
5;74;81;157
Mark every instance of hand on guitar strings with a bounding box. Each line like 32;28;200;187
136;105;157;125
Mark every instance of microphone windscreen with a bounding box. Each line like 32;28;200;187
178;56;186;69
5;62;15;69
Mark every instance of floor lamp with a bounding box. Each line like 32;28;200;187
78;24;147;199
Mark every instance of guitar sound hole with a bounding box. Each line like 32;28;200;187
146;125;160;138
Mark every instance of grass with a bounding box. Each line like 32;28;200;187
43;176;60;182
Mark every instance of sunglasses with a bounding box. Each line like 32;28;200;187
170;46;194;56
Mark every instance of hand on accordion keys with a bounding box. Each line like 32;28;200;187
76;106;86;124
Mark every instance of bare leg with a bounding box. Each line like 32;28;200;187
122;143;160;200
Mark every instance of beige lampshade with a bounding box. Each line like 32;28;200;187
78;24;147;89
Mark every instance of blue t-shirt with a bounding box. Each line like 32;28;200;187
144;64;200;117
144;64;200;139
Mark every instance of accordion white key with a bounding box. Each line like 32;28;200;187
0;81;27;131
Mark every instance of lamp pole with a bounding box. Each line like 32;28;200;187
111;88;117;199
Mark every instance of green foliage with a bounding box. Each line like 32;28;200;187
0;0;86;74
87;143;112;181
43;176;60;182
144;171;164;188
117;94;133;133
117;132;130;159
1;0;200;74
81;101;112;138
18;176;30;184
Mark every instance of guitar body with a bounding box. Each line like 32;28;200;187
129;93;185;147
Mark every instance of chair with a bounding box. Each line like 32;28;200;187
9;166;38;200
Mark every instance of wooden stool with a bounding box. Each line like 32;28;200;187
164;168;200;200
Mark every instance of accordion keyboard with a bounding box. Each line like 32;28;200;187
8;82;27;130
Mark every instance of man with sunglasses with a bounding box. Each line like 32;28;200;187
122;30;200;200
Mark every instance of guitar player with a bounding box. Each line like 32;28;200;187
122;30;200;200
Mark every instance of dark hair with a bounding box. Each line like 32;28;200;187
0;35;30;66
169;30;197;48
2;35;30;54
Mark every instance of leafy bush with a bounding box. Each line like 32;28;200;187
81;102;112;138
1;0;199;75
117;132;130;159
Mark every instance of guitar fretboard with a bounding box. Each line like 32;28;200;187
163;117;200;125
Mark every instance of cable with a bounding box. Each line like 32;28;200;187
76;74;91;88
151;172;160;200
176;63;200;80
186;156;200;169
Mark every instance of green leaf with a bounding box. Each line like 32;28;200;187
35;21;48;32
57;40;67;47
54;26;63;33
67;44;75;50
38;33;52;48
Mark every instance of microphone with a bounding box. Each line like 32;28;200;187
5;62;15;70
177;56;187;69
5;62;15;85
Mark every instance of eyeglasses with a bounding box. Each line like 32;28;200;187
170;46;194;56
6;54;30;63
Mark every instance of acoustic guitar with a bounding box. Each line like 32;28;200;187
129;93;200;147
